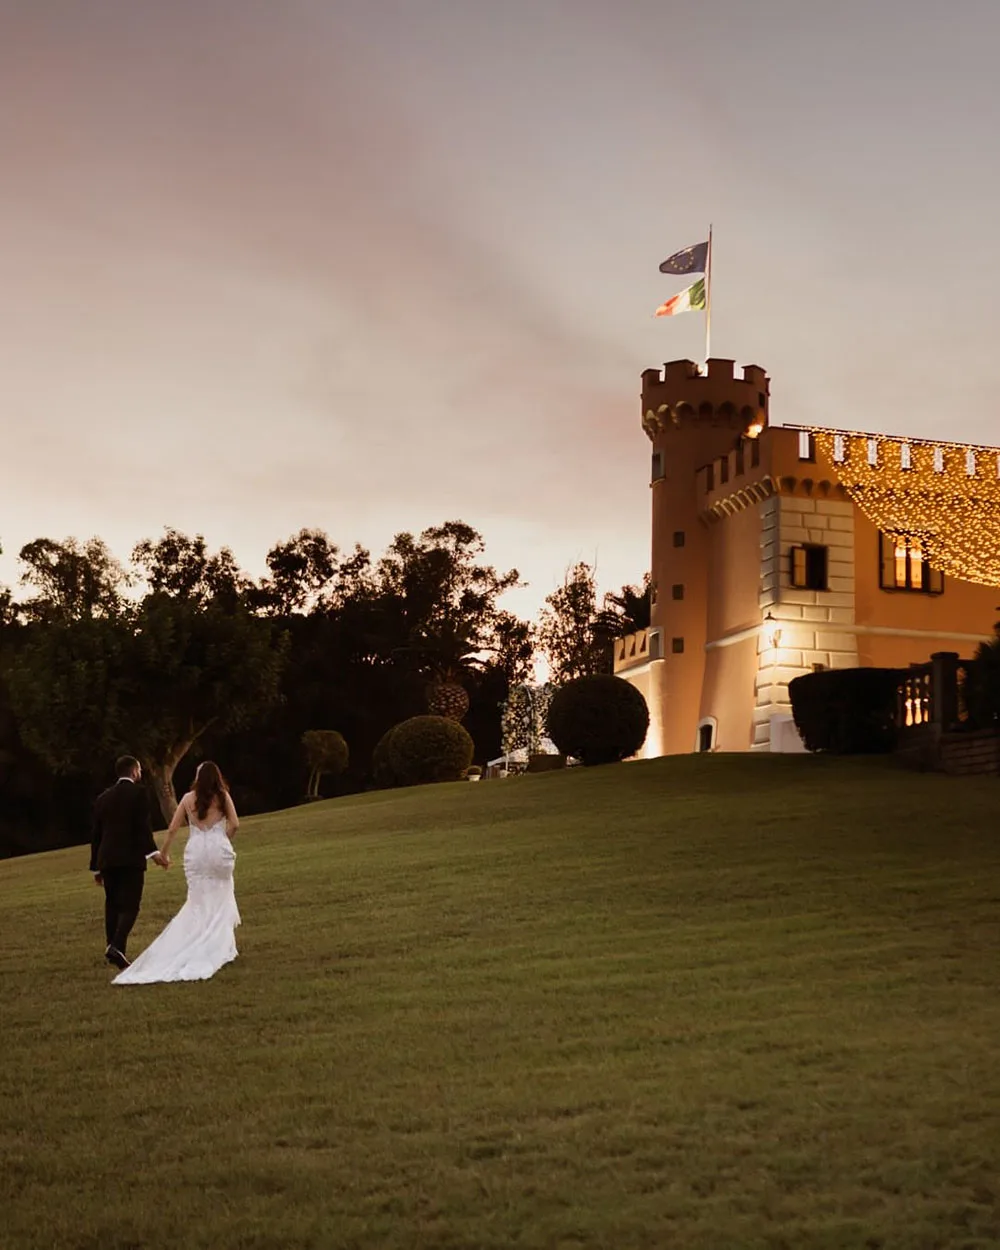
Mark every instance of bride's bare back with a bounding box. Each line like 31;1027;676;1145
182;789;238;833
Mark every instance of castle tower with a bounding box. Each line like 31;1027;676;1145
640;359;769;755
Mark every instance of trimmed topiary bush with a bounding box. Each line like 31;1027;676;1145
789;667;903;753
371;724;402;789
301;729;349;799
545;674;648;766
386;715;474;786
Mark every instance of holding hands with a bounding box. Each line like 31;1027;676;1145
152;851;170;869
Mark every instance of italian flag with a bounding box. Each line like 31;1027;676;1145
655;277;706;318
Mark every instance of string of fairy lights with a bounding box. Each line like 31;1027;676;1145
809;429;1000;587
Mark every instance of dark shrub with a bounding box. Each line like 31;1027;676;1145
962;630;1000;729
789;667;903;753
387;715;474;786
371;725;402;789
546;675;648;766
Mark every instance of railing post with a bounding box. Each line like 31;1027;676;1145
931;652;960;731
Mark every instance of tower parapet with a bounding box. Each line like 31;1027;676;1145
641;358;769;440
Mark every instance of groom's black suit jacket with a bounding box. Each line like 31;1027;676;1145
89;779;157;873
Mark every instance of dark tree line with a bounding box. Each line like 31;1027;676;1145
0;524;649;857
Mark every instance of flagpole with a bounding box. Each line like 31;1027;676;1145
704;223;713;366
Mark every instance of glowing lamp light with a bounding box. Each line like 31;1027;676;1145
762;611;783;650
746;420;764;439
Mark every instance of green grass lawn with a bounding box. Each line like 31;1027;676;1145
2;754;999;1250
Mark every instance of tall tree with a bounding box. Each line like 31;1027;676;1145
491;611;537;685
254;529;339;616
376;521;526;715
121;593;288;820
0;585;15;631
4;530;289;823
132;529;249;607
539;566;652;683
4;616;130;777
537;563;609;682
17;537;130;623
377;522;520;634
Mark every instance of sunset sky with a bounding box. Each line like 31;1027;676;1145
2;0;998;617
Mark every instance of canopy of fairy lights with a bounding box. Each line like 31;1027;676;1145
810;429;1000;587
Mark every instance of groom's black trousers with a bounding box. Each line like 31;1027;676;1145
102;867;145;954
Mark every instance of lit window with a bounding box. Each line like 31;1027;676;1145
900;443;912;470
798;431;816;461
894;538;908;588
833;434;846;462
966;449;977;476
879;532;944;594
933;447;945;473
867;438;879;466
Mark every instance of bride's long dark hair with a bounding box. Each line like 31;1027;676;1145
193;761;229;821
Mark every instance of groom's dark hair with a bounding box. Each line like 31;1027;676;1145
115;755;140;778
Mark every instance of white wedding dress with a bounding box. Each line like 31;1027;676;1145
114;818;240;985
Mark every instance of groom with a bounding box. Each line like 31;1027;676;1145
90;755;168;971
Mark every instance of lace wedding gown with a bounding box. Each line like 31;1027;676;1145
114;818;240;985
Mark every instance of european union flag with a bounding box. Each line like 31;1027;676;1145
659;241;709;275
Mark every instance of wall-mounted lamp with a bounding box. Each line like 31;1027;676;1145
763;611;782;650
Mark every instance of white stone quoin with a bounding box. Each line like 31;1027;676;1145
753;495;859;751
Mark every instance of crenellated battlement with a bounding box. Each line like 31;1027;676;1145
641;358;770;441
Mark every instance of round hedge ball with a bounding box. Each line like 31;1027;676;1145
387;715;475;786
546;674;649;766
371;724;403;788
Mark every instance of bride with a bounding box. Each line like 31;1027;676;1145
114;761;241;985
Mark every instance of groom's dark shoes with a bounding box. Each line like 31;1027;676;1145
105;945;131;971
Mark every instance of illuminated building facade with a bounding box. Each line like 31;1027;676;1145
615;358;1000;755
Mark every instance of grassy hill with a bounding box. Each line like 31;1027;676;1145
2;754;999;1249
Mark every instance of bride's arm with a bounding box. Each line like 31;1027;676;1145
224;792;240;838
161;793;190;857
